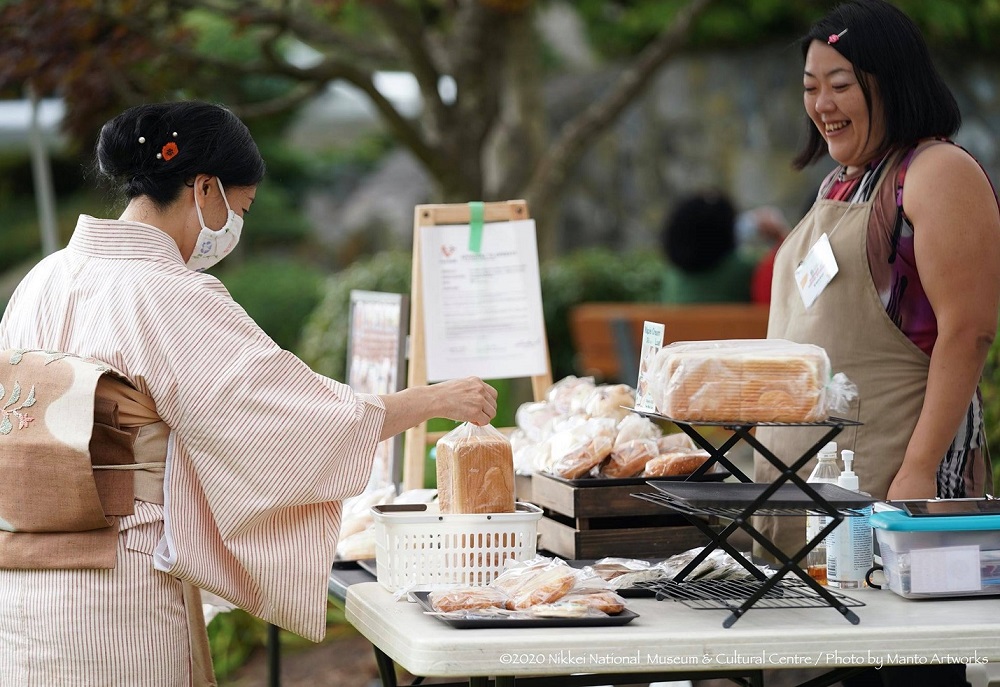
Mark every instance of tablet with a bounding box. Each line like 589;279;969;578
896;499;1000;517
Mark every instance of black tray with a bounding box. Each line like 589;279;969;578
543;469;729;488
357;559;378;578
646;481;874;509
412;591;639;629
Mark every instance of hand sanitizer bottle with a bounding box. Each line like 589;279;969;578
805;442;840;585
827;449;873;589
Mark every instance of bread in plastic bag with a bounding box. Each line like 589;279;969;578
544;417;616;479
648;339;857;423
435;422;515;514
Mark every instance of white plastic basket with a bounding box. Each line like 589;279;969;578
372;502;542;591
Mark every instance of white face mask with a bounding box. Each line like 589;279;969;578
186;178;244;272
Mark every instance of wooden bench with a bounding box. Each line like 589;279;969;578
569;302;770;384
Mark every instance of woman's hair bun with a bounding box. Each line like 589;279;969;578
93;101;265;208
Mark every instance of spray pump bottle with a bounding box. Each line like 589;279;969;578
827;449;873;589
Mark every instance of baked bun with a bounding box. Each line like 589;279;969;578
560;590;626;614
500;566;578;610
600;439;659;478
429;586;509;613
644;448;711;477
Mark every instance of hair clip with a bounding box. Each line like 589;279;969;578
138;136;146;144
828;29;847;45
159;142;179;161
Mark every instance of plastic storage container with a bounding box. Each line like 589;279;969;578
870;509;1000;599
372;502;543;591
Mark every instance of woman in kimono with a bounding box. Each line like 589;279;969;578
0;101;498;685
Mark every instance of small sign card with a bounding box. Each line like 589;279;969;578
634;320;665;412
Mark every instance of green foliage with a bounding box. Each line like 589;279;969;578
981;332;1000;494
299;251;413;377
208;601;356;682
541;248;665;380
235;183;314;253
208;610;268;680
217;258;326;351
575;0;1000;57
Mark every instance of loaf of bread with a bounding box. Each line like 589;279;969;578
644;448;711;478
649;339;831;422
429;586;509;613
436;424;515;514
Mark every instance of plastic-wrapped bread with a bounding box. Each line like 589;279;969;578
599;438;659;478
583;384;635;422
545;418;616;479
655;432;697;453
429;586;509;613
614;414;662;448
643;448;711;478
436;423;515;514
648;339;856;423
499;565;578;610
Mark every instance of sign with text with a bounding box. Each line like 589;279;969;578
418;219;547;382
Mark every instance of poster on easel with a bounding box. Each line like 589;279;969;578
418;219;548;382
404;200;553;490
346;290;409;492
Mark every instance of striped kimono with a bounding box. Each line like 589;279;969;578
0;216;385;686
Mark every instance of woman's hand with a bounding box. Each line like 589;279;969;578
378;377;498;440
431;377;498;426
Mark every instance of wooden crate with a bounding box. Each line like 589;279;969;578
529;472;714;560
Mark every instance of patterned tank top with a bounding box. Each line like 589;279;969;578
818;139;994;497
820;142;938;356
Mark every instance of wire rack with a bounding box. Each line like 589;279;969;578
633;491;874;518
636;578;865;612
629;412;864;429
625;413;867;626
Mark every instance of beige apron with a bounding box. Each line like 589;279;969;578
754;153;933;559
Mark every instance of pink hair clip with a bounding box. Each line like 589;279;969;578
828;29;847;45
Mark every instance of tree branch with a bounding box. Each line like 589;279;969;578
525;0;715;211
172;0;398;64
368;0;449;143
228;82;326;119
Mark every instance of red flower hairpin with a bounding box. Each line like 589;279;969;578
828;29;847;45
156;131;180;160
160;142;179;160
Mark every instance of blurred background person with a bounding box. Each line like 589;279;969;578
659;191;788;305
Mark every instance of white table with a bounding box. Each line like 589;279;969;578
345;582;1000;687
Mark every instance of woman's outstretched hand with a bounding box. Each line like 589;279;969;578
432;377;498;426
378;377;499;440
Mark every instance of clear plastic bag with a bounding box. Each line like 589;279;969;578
648;339;857;423
435;423;515;514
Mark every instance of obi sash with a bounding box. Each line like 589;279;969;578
0;349;166;569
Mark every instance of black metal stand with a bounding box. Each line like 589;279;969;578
631;413;869;627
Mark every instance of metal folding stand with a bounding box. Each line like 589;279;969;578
631;413;869;627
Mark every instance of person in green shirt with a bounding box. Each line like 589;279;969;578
659;192;786;304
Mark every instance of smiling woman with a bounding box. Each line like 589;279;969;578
755;3;1000;685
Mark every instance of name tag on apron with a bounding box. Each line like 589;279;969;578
794;233;839;309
